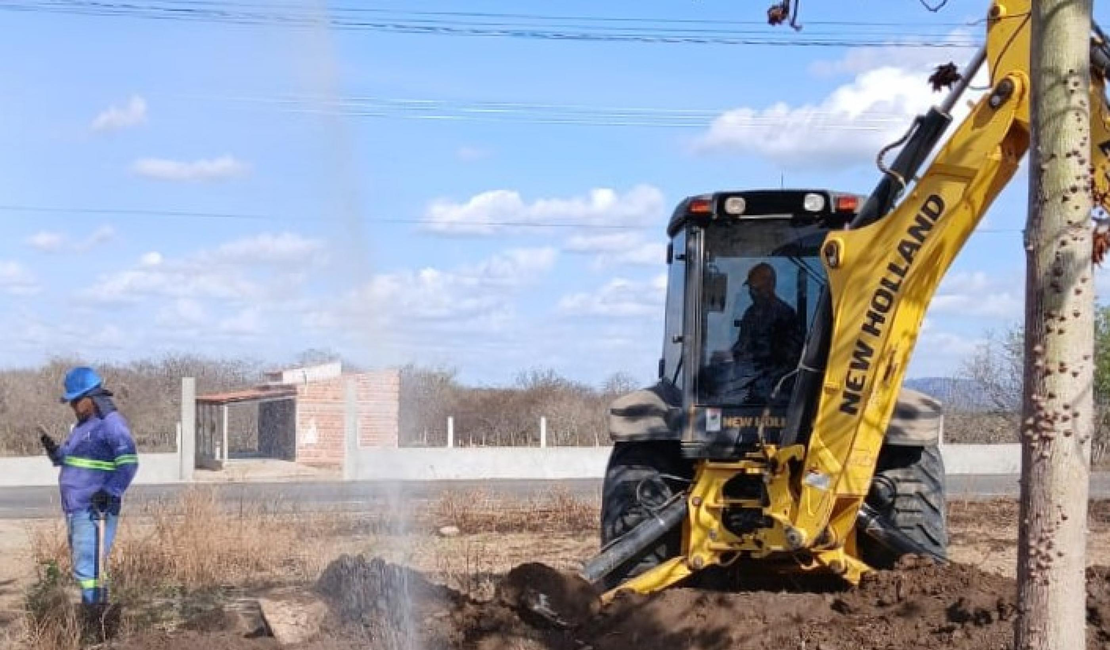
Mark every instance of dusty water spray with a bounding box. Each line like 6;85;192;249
297;0;413;647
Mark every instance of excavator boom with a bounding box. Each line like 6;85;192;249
511;1;1110;619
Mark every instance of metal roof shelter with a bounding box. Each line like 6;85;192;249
195;385;298;470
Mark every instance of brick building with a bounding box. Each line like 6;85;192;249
196;362;399;470
286;369;400;466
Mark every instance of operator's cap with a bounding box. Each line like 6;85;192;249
60;366;102;403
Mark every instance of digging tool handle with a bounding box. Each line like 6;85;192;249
94;503;108;604
580;495;688;586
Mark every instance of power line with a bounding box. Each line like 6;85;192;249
162;92;918;129
0;0;982;48
0;203;1024;233
136;0;978;30
0;204;652;230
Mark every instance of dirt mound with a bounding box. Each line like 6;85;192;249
496;562;600;628
132;555;1110;649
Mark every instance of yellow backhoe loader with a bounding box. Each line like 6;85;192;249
523;0;1110;618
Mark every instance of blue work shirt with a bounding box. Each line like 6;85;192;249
49;411;139;515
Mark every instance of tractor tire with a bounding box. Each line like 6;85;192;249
599;441;693;591
858;444;948;569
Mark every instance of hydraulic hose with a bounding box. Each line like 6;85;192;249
580;496;688;586
856;502;947;564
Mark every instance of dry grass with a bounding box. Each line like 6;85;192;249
431;487;599;535
10;486;601;649
26;487;333;596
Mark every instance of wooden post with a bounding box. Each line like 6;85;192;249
540;416;547;448
447;416;454;448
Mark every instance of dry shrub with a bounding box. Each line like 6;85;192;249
19;561;81;650
432;487;599;535
0;355;265;455
27;486;325;597
400;365;635;448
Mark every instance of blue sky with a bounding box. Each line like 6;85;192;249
1;0;1107;388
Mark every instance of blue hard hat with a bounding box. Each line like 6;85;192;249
60;366;102;403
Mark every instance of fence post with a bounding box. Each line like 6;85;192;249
447;416;454;448
221;404;230;462
344;378;358;481
180;377;195;482
540;416;547;448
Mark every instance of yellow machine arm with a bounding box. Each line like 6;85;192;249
609;0;1110;597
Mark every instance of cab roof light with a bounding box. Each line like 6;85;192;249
723;196;746;215
802;193;826;212
835;195;861;212
688;198;712;214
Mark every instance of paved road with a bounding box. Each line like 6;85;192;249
0;479;604;519
1;474;1108;520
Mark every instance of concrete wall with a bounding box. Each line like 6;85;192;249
347;443;1026;481
350;447;611;481
940;443;1022;475
0;452;183;488
0;443;1027;487
295;370;401;467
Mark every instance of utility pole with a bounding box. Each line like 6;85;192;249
1018;0;1094;648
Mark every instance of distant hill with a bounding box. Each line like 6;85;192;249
902;376;1000;412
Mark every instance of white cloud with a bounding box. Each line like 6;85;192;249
809;32;976;78
307;247;558;340
79;232;324;305
423;185;665;235
218;309;263;336
0;261;41;296
907;328;986;378
139;252;163;267
25;226;115;254
7;309;129;352
564;232;667;268
694;68;937;169
131;155;250;182
931;270;1023;319
456;146;491;162
74;226;116;252
203;232;327;266
26;231;65;253
361;247;556;321
92;95;147;132
693;35;986;170
558;274;667;317
91;266;261;304
156;298;207;328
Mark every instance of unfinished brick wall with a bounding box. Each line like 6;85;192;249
294;370;400;467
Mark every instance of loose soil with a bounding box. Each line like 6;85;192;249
14;499;1110;649
111;554;1110;650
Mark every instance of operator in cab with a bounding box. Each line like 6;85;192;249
708;262;805;405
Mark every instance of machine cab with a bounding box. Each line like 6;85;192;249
659;189;863;457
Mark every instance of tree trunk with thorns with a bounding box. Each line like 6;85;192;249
1017;1;1095;648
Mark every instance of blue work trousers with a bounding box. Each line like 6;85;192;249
66;509;118;604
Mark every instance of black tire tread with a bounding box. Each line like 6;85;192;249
598;441;691;590
859;444;948;568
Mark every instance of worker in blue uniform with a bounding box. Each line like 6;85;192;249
39;366;138;611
